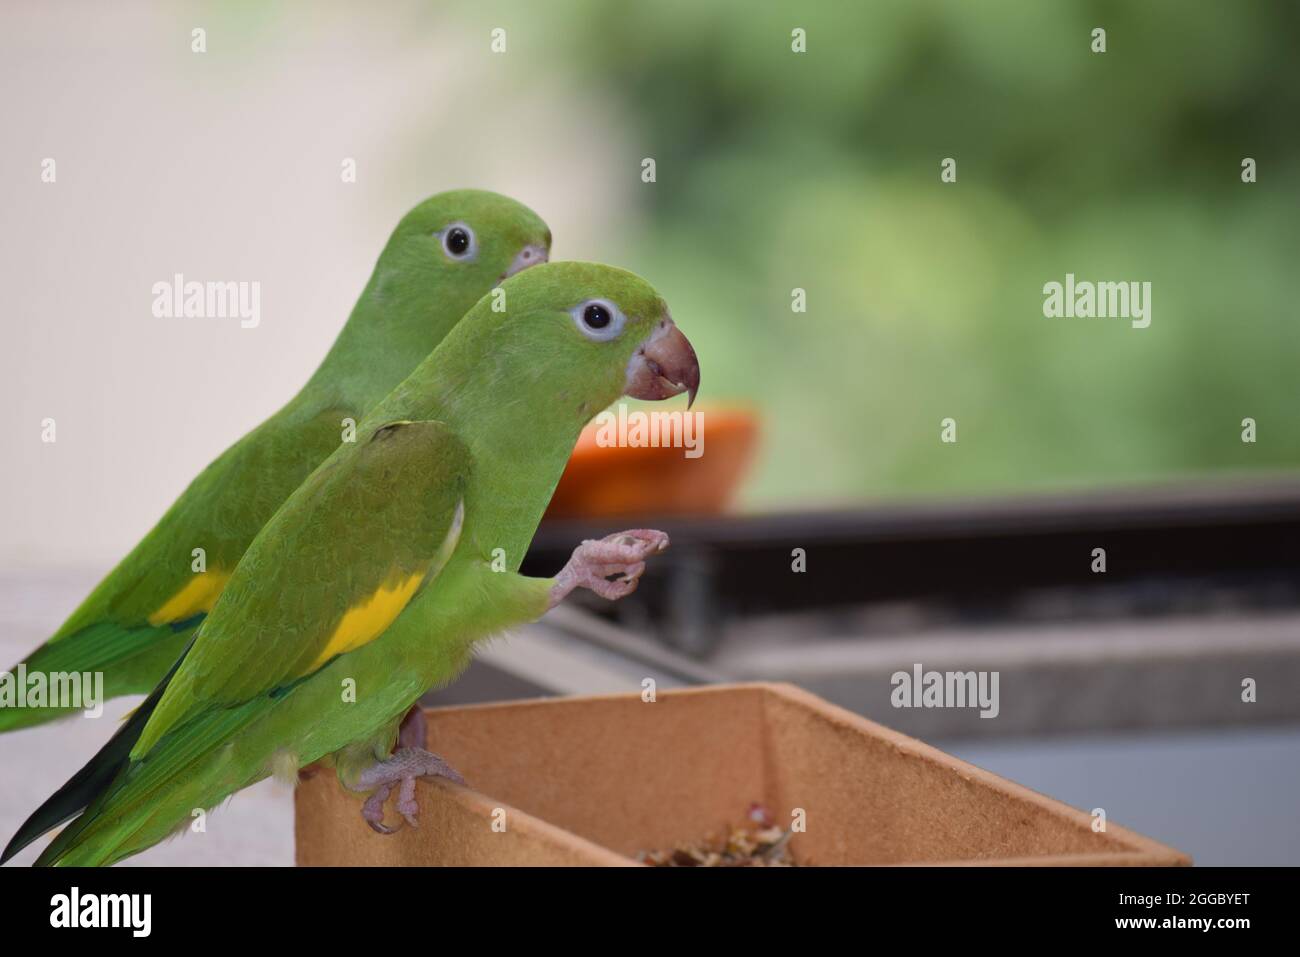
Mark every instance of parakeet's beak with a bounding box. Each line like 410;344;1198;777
625;318;701;408
501;244;548;279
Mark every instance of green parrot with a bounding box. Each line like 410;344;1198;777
0;190;550;732
3;260;700;866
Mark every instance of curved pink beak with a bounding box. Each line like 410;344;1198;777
625;318;700;408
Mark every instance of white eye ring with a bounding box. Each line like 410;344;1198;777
439;222;478;261
570;299;626;341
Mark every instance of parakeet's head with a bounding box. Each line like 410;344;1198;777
381;189;551;290
434;261;699;432
326;189;552;402
515;261;700;417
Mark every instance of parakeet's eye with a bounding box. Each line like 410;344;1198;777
570;299;626;341
440;223;477;261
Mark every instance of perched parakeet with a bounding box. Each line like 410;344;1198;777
4;261;700;866
0;190;549;732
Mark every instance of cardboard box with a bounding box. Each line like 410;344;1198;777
295;683;1190;866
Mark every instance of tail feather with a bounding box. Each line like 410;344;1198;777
35;701;264;866
1;639;193;865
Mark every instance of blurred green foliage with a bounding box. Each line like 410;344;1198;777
476;0;1300;506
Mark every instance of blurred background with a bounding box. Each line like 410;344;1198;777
1;0;1298;865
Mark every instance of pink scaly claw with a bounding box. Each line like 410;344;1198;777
360;783;397;834
349;749;465;833
348;707;465;834
549;529;670;608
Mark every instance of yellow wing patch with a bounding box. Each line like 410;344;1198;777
305;571;426;672
147;570;231;626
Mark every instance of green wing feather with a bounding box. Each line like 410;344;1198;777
133;419;470;756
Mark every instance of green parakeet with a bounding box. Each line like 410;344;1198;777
3;260;700;866
0;190;550;732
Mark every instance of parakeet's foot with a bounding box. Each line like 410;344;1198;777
348;743;465;834
549;529;670;607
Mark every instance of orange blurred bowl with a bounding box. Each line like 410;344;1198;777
545;404;759;519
